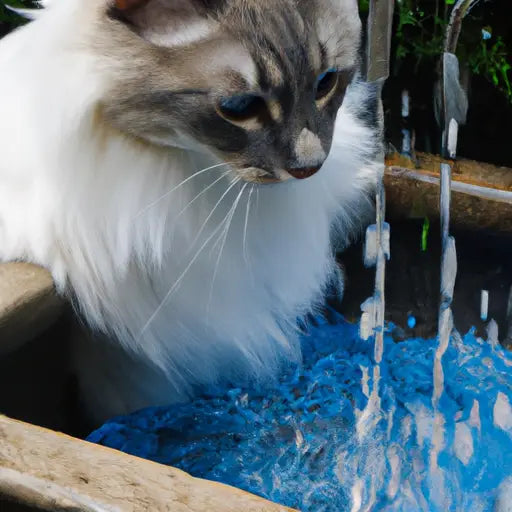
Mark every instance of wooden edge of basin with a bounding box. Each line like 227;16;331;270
0;262;64;355
0;415;296;512
384;152;512;234
386;151;512;192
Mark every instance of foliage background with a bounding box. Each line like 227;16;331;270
362;0;511;104
359;0;512;164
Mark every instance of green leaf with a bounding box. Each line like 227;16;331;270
421;217;430;252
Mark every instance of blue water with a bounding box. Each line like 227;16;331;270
88;316;512;511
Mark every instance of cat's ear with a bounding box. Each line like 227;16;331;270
109;0;219;48
113;0;151;10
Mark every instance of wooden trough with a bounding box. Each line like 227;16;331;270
0;268;295;511
0;152;510;511
0;415;295;512
384;151;512;234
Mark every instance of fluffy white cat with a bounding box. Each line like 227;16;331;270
0;0;380;422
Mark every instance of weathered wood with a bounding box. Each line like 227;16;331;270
387;152;512;190
0;415;296;512
0;263;64;356
385;152;512;234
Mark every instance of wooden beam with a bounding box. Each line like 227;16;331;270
385;152;512;233
386;152;512;190
0;415;296;512
0;263;64;356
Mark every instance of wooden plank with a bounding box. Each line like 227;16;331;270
0;263;64;356
0;415;296;512
384;152;512;234
386;151;512;191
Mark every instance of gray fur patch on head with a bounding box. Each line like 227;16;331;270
92;0;363;182
310;0;361;69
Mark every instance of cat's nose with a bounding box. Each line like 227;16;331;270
286;165;322;180
289;128;326;179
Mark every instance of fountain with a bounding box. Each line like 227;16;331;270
87;1;512;510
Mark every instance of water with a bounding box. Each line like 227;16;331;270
87;43;512;511
88;315;512;511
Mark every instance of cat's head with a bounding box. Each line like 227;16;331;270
98;0;361;183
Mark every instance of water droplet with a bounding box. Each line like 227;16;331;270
482;29;492;40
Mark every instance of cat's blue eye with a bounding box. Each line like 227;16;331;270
217;94;266;122
315;68;339;101
317;68;337;83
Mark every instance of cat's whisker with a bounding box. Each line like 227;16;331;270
169;170;232;249
206;183;248;316
188;177;241;251
209;219;228;257
173;170;231;227
242;184;255;266
139;179;241;338
209;185;244;256
208;184;244;257
135;162;232;218
256;187;261;215
174;171;231;240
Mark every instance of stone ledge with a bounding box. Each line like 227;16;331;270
0;415;296;512
0;263;64;356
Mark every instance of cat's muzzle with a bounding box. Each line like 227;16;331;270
240;165;322;184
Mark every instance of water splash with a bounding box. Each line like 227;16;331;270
88;316;512;511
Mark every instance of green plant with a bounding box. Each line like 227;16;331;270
359;0;370;14
469;36;512;102
359;0;512;105
421;216;430;252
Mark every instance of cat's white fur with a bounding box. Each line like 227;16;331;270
0;0;379;421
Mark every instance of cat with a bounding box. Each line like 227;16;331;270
0;0;380;423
